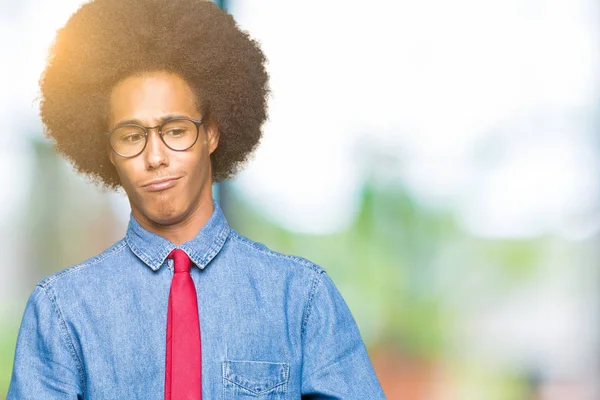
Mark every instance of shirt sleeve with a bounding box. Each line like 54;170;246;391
7;285;84;399
300;271;387;399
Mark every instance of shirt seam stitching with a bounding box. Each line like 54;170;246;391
229;231;323;274
38;284;87;395
39;240;127;287
126;224;231;271
125;235;158;269
223;376;288;395
197;225;231;267
301;270;323;336
300;270;323;383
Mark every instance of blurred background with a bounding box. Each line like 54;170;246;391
1;0;599;398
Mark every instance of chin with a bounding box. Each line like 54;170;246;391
134;198;184;226
151;208;186;225
138;188;179;215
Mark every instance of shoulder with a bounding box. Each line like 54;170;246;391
226;228;325;276
37;239;128;290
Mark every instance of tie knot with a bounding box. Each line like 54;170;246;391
168;249;193;273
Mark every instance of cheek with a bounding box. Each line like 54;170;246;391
114;160;140;188
187;148;209;173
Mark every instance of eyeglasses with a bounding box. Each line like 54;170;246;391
107;117;204;158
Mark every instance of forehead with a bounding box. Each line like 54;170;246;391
109;71;199;125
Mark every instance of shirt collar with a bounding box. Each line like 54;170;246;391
125;199;231;271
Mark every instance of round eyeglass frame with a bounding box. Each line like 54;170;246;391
107;117;204;158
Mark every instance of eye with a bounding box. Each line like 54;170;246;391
165;129;186;137
162;119;196;139
123;133;145;143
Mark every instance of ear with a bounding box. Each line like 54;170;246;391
206;124;220;155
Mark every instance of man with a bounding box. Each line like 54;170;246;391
8;0;386;398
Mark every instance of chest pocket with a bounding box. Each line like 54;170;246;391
222;360;289;399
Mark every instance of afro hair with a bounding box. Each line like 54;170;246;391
40;0;269;191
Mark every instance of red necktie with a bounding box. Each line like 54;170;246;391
164;249;202;400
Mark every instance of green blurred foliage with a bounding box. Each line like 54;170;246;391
0;322;19;398
225;181;545;363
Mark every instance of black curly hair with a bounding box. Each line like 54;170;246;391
40;0;269;191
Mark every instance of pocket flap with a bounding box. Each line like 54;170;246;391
223;360;289;394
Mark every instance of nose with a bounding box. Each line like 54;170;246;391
143;127;169;169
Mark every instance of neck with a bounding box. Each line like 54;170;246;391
131;190;215;247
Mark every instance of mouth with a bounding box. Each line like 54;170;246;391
142;177;181;192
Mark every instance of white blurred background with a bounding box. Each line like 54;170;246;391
1;0;599;398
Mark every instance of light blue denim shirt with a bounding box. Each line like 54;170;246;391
8;200;386;399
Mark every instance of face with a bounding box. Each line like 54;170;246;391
108;71;219;226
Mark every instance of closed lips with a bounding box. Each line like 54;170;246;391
143;177;180;187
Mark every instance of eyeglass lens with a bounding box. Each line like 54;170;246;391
110;119;198;157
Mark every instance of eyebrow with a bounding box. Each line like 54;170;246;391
112;114;194;129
